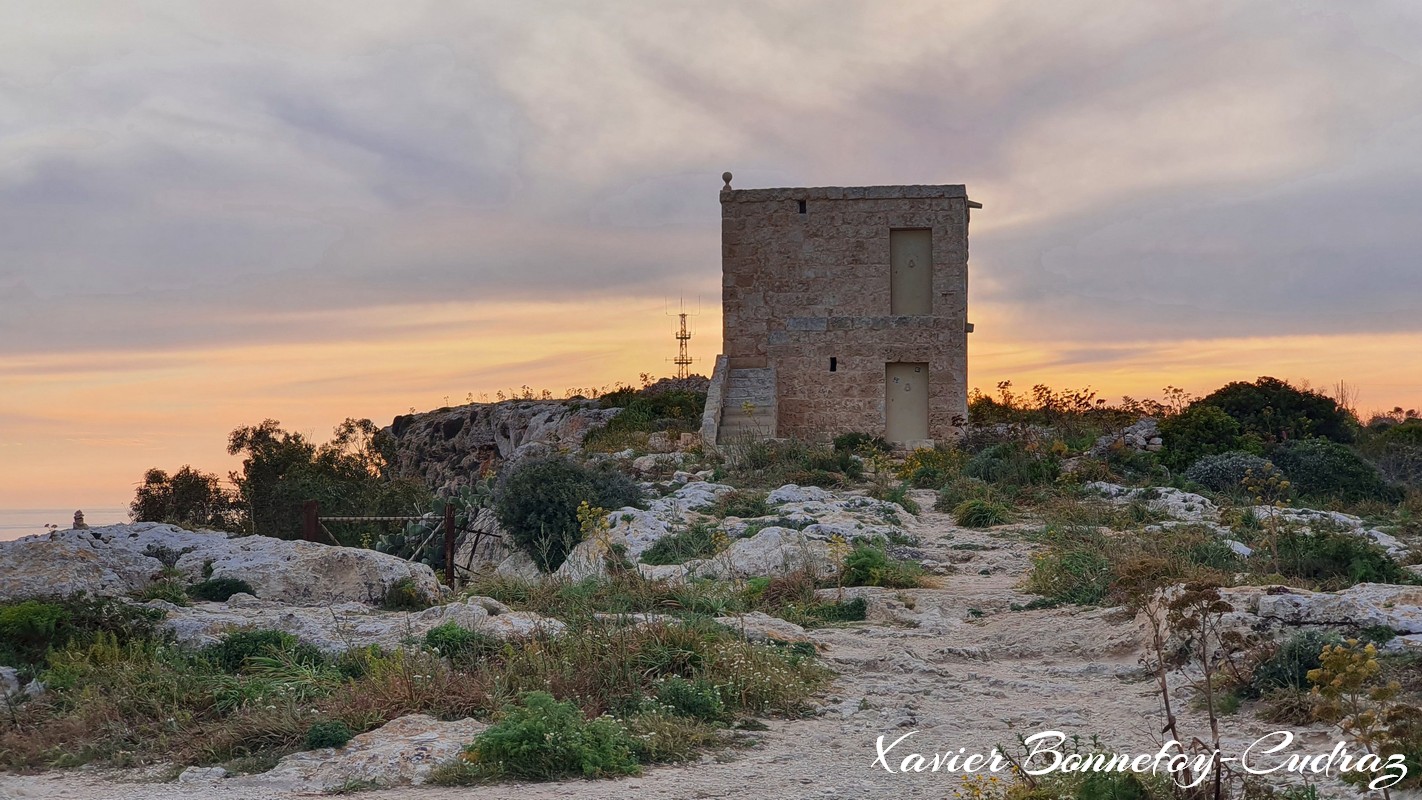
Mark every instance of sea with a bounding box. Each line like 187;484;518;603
0;507;130;542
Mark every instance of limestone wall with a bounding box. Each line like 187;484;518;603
720;184;972;442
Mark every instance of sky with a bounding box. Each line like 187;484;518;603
2;0;1421;513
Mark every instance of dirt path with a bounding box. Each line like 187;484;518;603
0;493;1352;799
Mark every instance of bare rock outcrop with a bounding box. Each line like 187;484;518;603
0;523;440;607
385;400;622;494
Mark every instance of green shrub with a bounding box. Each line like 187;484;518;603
1184;451;1275;493
802;596;869;623
833;432;891;456
470;691;640;780
724;439;863;486
136;580;190;606
1361;421;1422;487
1158;405;1243;471
495;456;644;572
712;490;771;519
867;481;921;514
380;577;432;611
656;676;724;721
305;720;354;749
205;629;325;673
964;443;1058;486
1247;630;1340;697
187;577;256;602
1270;438;1403;503
934;478;992;512
953;499;1011;528
840;544;923;588
0;600;68;667
1198;376;1355;443
639;524;720;566
424;622;500;663
896;447;967;488
1271;528;1412;588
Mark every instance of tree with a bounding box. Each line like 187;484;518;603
226;418;428;540
130;465;240;531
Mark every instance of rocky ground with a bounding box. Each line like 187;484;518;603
1;489;1384;800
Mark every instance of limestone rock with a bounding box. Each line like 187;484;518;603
385;400;621;495
714;611;814;645
450;508;512;577
1241;583;1422;634
177;766;229;783
494;550;542;581
685;527;833;579
0;524;440;607
1088;417;1159;457
1086;482;1219;523
157;595;563;653
241;714;485;790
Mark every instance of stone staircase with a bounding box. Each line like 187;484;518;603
716;367;777;444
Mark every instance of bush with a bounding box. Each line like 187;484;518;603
187;577;256;602
656;676;724;721
1361;420;1422;487
381;577;432;611
1024;542;1113;606
802;596;869;623
840;544;924;588
953;499;1011;528
470;691;640;780
867;481;921;514
0;596;165;670
136;580;190;606
1197;376;1355;443
1247;631;1340;697
832;432;891;455
639;524;720;566
425;622;500;663
712;490;771;519
934;478;992;512
896;447;967;488
0;600;68;667
305;720;354;749
964;443;1058;486
205;629;325;673
1158;405;1243;472
1272;528;1412;588
1270;438;1403;503
495;456;644;572
1183;451;1276;493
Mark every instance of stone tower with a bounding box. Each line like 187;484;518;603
701;177;978;447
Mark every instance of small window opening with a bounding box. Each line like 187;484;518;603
829;357;837;372
797;199;807;214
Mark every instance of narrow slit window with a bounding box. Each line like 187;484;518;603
829;357;837;372
797;199;807;214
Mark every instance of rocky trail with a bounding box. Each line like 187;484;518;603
0;492;1363;799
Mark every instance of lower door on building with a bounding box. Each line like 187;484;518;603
885;362;929;443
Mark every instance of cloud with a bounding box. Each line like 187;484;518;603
1;0;1420;360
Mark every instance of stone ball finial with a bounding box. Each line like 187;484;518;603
722;171;733;189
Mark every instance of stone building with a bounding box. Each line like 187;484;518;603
700;176;979;447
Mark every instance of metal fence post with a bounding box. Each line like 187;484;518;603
302;500;319;542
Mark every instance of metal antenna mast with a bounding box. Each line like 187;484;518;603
667;298;699;379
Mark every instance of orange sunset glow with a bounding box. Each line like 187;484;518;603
3;2;1421;528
